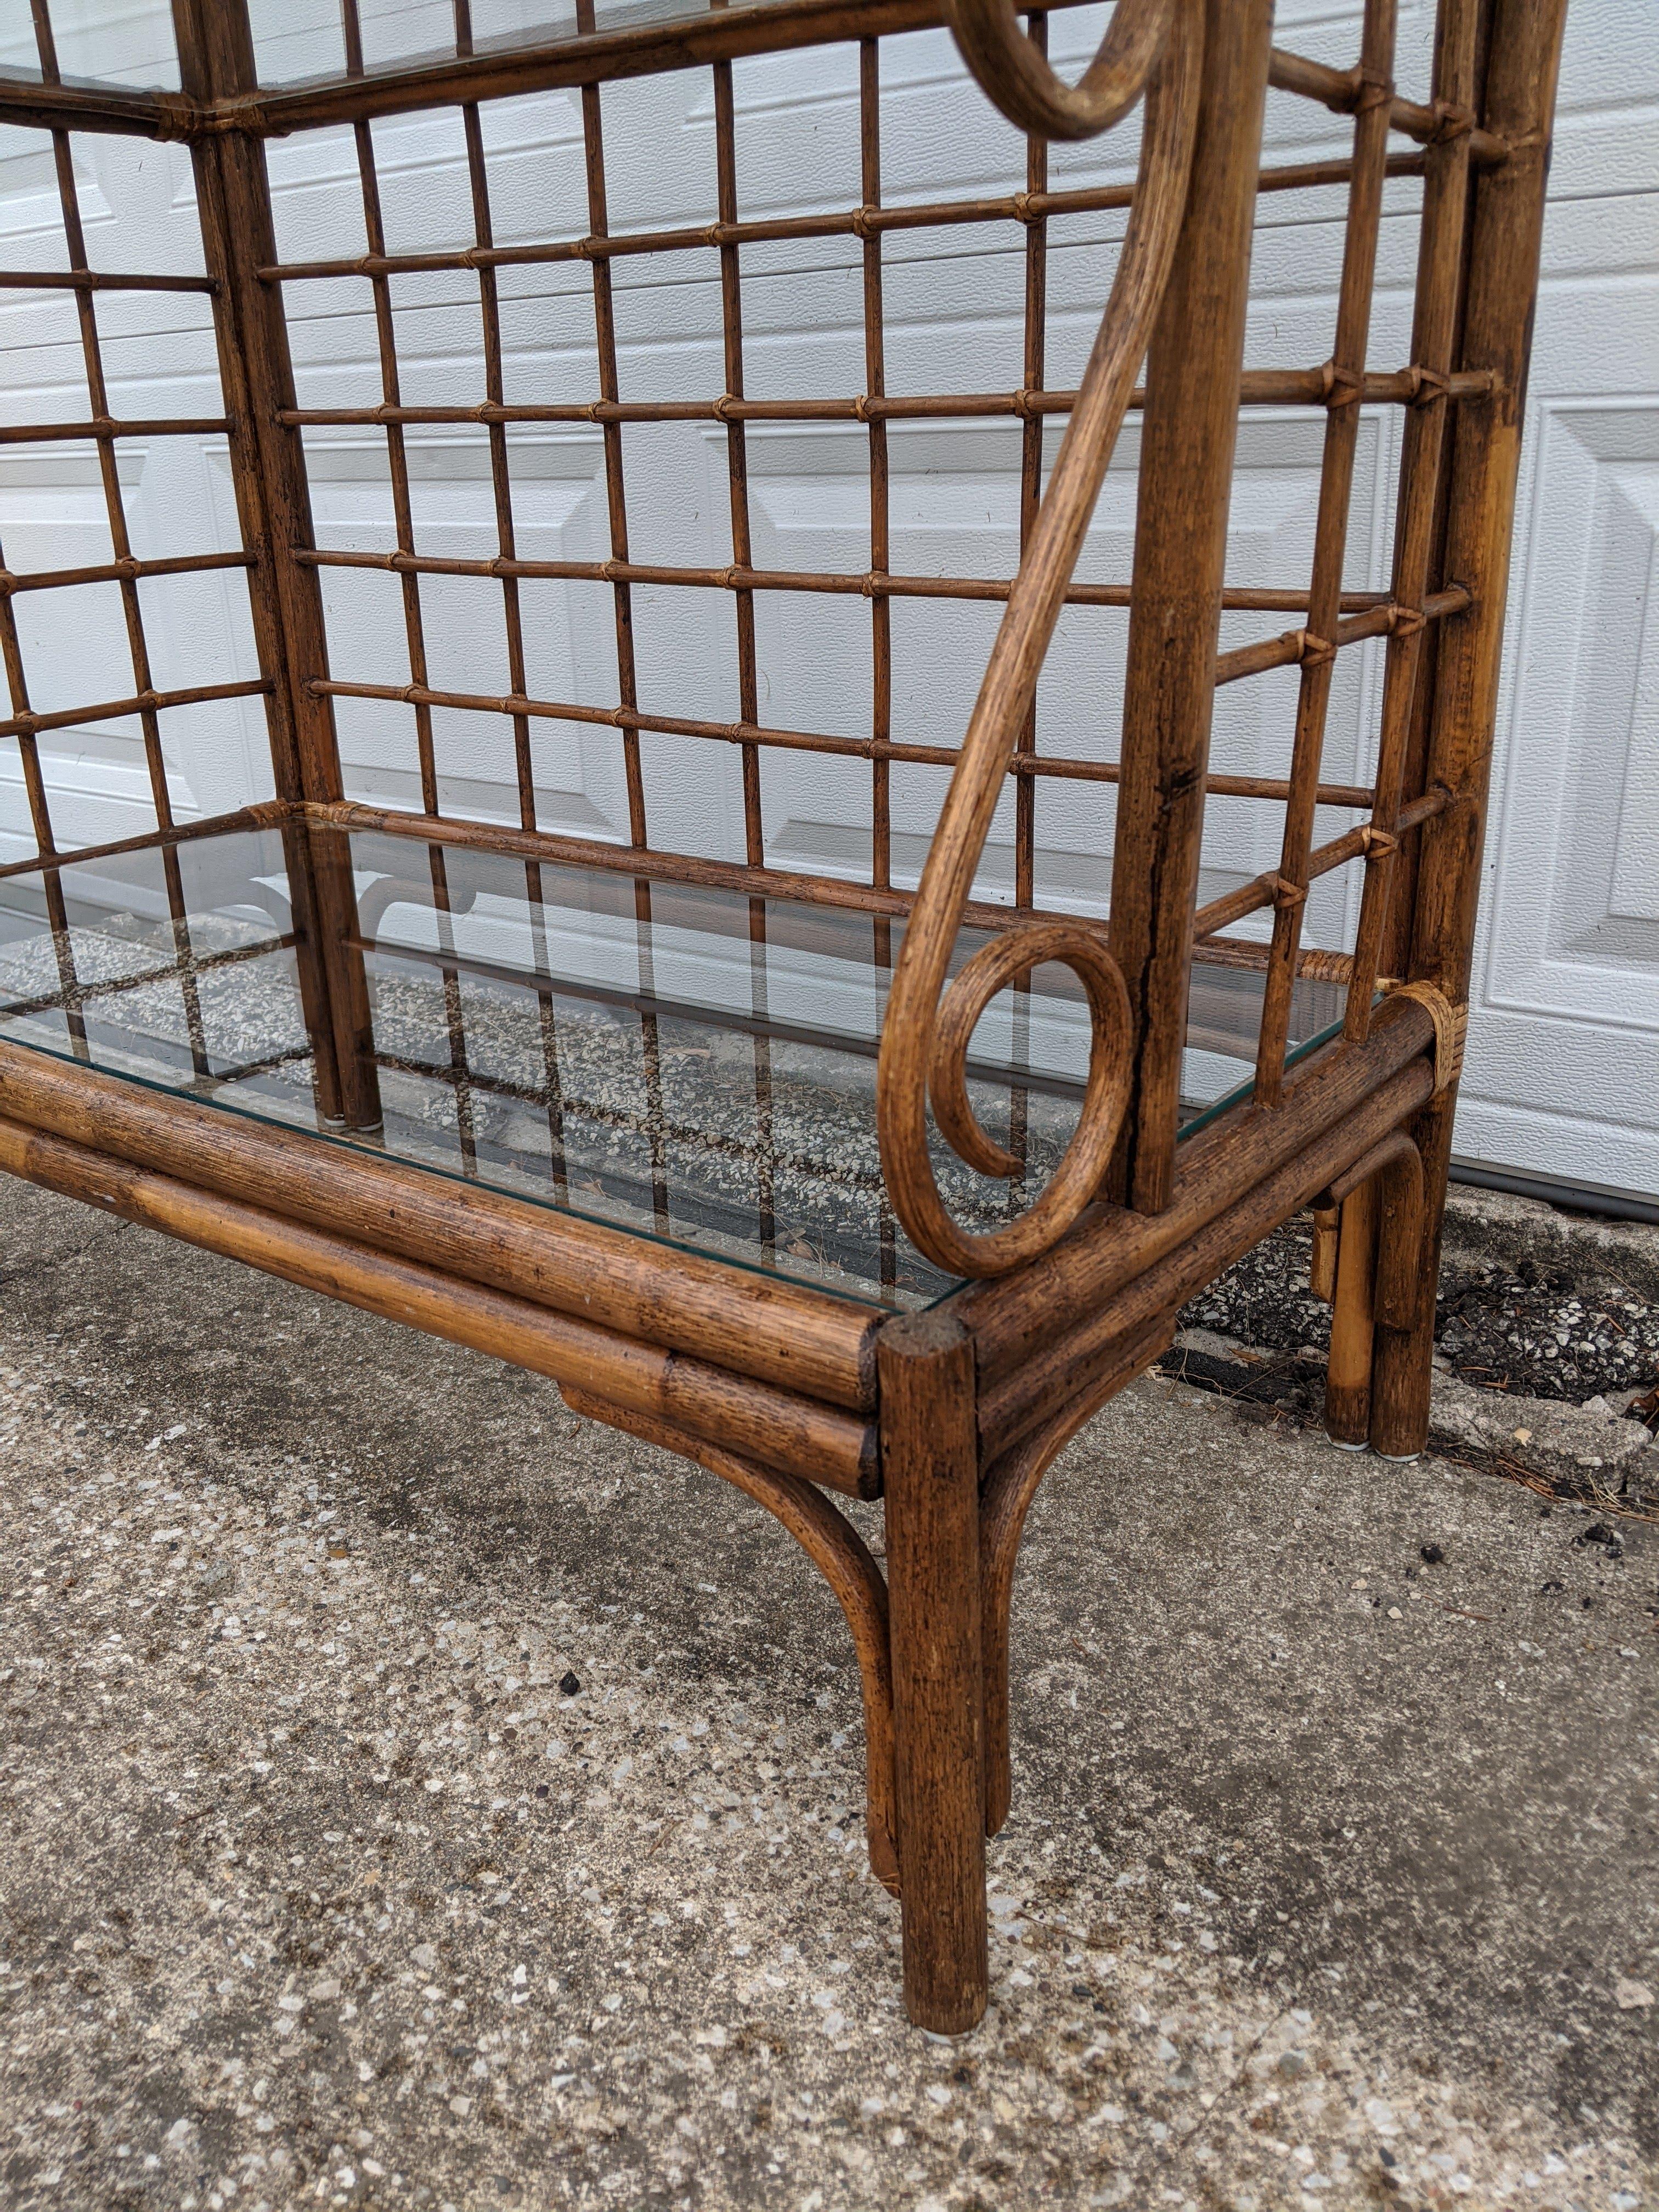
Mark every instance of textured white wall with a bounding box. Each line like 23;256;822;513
0;0;1654;1194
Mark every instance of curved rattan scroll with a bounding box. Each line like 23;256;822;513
876;0;1203;1280
949;0;1175;140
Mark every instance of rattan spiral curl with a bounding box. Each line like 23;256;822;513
876;0;1203;1279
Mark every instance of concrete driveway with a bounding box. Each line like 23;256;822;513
1;1173;1654;2211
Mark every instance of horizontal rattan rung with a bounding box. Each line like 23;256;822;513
308;674;1381;803
0;795;1370;1008
0;678;270;743
229;10;1510;172
1191;788;1451;941
0;266;217;295
0;73;187;140
0;414;232;445
0;800;288;885
280;368;1494;435
303;798;1391;970
257;151;1426;288
0;550;254;596
313;591;1454;748
295;545;1395;620
0;19;1508;172
1216;586;1469;687
1266;48;1503;167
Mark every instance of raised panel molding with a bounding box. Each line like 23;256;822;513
0;443;208;863
273;431;622;839
1483;399;1659;1031
740;413;1388;930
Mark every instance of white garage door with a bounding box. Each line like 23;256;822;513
2;0;1655;1201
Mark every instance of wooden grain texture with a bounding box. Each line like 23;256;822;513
1324;1177;1378;1445
0;1113;874;1497
1310;1205;1341;1301
0;74;186;136
1107;0;1274;1216
961;996;1437;1389
879;1310;987;2034
1369;0;1568;1462
1373;1136;1426;1339
0;1040;879;1417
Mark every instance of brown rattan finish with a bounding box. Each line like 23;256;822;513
0;0;1565;2032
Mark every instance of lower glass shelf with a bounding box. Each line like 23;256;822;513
0;817;1351;1307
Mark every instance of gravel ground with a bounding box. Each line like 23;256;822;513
0;893;1085;1310
2;1173;1658;2212
1177;1216;1659;1417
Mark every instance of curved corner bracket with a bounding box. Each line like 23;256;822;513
949;0;1175;142
978;1313;1173;1837
559;1386;900;1897
877;0;1203;1281
1312;1125;1426;1337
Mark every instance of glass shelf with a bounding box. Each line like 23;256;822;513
0;821;1350;1308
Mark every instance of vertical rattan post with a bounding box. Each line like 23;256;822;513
171;0;381;1132
1344;0;1482;1031
1369;0;1568;1460
1107;0;1274;1216
1252;0;1399;1105
1326;1178;1379;1444
879;1308;986;2035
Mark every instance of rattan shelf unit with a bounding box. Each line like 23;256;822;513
0;0;1565;2033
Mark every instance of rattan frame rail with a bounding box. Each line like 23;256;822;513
0;0;1565;2033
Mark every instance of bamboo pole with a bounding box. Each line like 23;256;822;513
879;1311;987;2034
0;1039;879;1416
171;0;380;1135
1107;0;1276;1216
0;1113;874;1497
1324;1177;1379;1444
1368;0;1569;1462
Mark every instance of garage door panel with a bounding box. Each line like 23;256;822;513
0;2;1650;1193
1482;399;1659;1028
302;430;622;833
1454;1096;1659;1203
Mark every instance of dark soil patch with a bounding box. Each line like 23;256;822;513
1170;1218;1659;1414
1435;1261;1659;1404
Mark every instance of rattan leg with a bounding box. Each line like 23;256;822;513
1370;1091;1455;1459
1325;1178;1379;1447
879;1311;988;2035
